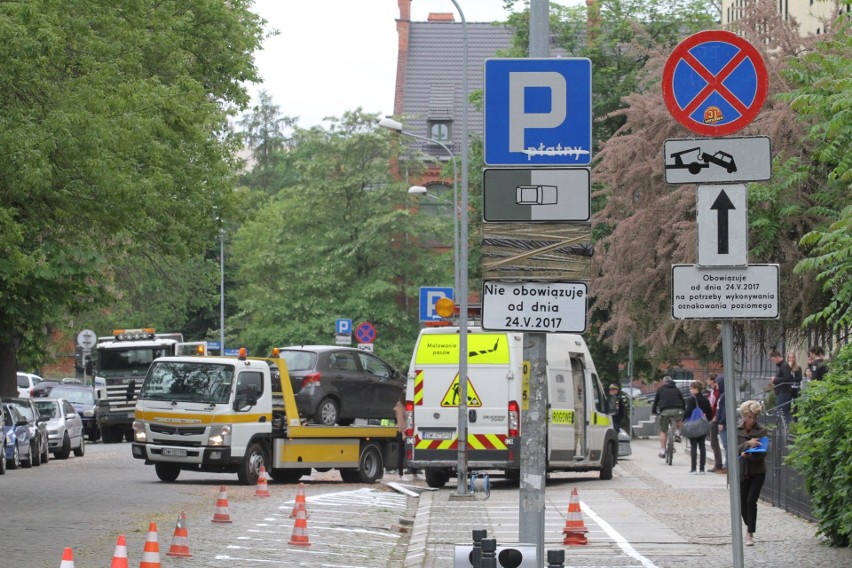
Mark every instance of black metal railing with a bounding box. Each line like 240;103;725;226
760;413;814;521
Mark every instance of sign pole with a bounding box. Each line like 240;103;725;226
519;0;549;559
722;321;745;568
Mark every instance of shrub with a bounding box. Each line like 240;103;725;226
787;343;852;547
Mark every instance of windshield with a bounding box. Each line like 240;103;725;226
140;361;236;404
97;346;173;377
50;388;95;406
10;402;35;422
33;400;59;419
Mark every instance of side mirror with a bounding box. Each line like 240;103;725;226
233;388;258;412
16;419;28;427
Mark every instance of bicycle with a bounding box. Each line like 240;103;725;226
665;420;676;465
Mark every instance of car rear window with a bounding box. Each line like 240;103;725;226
50;388;95;405
33;401;59;418
280;350;318;372
17;374;28;388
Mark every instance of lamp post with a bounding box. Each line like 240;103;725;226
407;185;459;294
379;118;459;295
380;0;470;496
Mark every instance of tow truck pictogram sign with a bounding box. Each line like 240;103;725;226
662;30;768;136
664;136;772;184
440;374;482;407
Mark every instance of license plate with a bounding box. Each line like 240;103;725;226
162;448;187;457
422;430;454;440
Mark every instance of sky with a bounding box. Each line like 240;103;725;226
248;1;578;128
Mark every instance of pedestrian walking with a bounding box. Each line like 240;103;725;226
737;400;769;547
705;374;724;472
683;381;713;474
609;384;626;434
769;350;795;425
716;374;728;474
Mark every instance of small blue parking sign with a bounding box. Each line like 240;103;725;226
336;319;352;334
420;287;454;321
485;58;592;166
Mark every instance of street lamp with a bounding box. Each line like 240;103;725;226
379;118;460;297
407;185;459;293
380;0;470;496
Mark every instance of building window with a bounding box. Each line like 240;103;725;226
428;121;451;143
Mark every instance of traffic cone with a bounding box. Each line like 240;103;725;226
288;507;312;547
139;522;161;568
166;511;192;558
211;485;233;523
110;535;129;568
562;487;589;546
58;547;75;568
289;482;309;518
255;465;271;498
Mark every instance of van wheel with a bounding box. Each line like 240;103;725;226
155;463;181;482
425;468;448;489
355;444;383;484
599;441;615;480
237;442;268;486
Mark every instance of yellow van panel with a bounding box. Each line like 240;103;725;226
415;333;510;365
273;438;360;468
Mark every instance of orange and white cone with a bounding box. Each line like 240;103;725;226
166;511;192;558
255;465;271;498
139;522;161;568
110;535;129;568
211;485;233;523
288;507;311;547
289;482;309;518
58;547;75;568
562;487;589;546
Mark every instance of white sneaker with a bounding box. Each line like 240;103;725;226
658;450;666;458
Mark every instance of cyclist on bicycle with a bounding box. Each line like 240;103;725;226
652;376;686;459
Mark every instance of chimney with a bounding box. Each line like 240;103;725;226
427;12;455;23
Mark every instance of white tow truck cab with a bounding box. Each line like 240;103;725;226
405;326;619;488
132;351;399;485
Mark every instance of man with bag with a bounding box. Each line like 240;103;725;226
682;380;713;474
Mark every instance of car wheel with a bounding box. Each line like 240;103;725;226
56;434;71;460
0;449;5;474
41;438;50;464
155;463;181;482
425;468;449;489
237;441;268;486
74;436;86;457
31;441;41;467
314;398;340;426
9;443;20;469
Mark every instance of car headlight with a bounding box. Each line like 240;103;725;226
83;409;95;417
207;425;231;447
132;421;147;443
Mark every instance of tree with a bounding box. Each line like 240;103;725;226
229;110;451;369
0;1;265;395
590;1;842;360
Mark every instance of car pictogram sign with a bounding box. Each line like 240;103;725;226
440;374;482;407
662;30;768;136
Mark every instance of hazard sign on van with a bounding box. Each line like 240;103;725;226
440;375;482;407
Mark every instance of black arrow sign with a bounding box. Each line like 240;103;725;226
710;190;735;254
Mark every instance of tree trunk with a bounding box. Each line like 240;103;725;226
0;339;18;398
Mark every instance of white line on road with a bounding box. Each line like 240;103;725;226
581;500;660;568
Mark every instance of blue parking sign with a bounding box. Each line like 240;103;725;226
336;319;352;334
420;287;454;321
485;58;592;166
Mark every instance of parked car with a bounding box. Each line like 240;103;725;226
278;346;405;426
3;403;33;468
31;381;59;398
16;372;44;398
621;387;643;398
32;398;85;459
49;385;99;441
3;398;49;466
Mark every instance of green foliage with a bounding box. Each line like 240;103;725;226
0;0;264;391
230;110;450;370
787;343;852;547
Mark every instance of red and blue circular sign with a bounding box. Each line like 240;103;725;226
662;30;768;136
355;322;376;344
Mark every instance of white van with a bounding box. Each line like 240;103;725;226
404;326;619;488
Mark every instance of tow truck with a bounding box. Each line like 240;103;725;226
131;350;399;485
666;147;738;175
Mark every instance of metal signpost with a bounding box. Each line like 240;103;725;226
662;29;772;568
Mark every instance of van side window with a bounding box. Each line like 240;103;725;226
592;375;608;414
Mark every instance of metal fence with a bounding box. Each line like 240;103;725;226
759;413;814;521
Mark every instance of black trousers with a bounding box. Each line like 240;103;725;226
741;472;766;533
688;434;707;471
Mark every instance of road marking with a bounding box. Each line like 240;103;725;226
581;500;660;568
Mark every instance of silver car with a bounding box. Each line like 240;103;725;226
32;399;85;459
